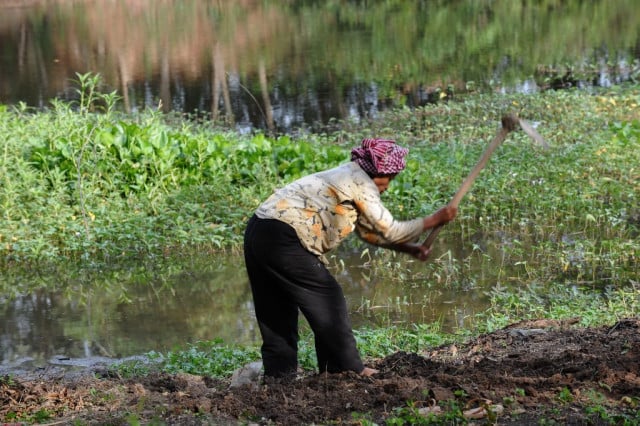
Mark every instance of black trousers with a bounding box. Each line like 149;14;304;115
243;215;364;377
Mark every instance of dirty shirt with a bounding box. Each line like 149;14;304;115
255;162;424;263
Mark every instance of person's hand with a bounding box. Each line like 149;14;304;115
435;204;457;225
404;242;432;261
422;204;458;230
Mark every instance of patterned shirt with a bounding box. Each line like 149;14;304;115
255;162;424;261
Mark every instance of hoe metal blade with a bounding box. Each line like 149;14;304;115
517;117;549;149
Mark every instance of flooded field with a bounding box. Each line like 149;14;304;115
4;218;636;370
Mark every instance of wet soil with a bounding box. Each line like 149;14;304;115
2;318;639;425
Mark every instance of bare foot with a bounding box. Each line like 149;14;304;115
360;367;379;377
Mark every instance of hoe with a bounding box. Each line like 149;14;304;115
422;113;549;250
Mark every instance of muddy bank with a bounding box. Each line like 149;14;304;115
2;318;639;425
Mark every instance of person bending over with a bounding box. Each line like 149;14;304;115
243;138;457;378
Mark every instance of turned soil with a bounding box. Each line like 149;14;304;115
2;318;639;425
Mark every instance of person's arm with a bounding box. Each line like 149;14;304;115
349;167;458;256
382;205;458;261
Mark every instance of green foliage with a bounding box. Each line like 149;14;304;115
112;358;155;378
355;324;449;359
386;401;435;425
611;119;640;146
475;280;640;334
385;397;468;425
350;411;380;425
2;407;53;424
557;387;574;404
158;338;260;377
2;77;639;267
0;73;348;261
147;323;450;377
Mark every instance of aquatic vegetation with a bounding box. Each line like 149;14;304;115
2;77;637;265
157;338;261;377
0;75;638;330
1;74;348;262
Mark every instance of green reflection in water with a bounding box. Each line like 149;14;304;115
1;238;491;365
0;253;258;365
1;0;638;128
2;224;636;366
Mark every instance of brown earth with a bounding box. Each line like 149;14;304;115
2;318;639;425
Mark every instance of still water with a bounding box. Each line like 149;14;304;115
1;1;639;133
1;237;502;367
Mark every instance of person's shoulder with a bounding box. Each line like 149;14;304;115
328;162;378;196
336;161;365;175
317;161;357;177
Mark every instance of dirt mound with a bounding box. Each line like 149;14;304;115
2;318;639;425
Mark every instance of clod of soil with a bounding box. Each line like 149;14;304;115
2;318;639;425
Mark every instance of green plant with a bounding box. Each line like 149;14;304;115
0;375;16;386
384;390;472;426
112;358;155;378
351;411;378;426
556;387;574;404
160;338;260;377
4;411;18;421
355;323;450;359
33;409;53;423
386;401;433;425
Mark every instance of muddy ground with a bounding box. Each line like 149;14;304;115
2;318;639;425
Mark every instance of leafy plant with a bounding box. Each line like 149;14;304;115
158;338;260;377
557;387;574;404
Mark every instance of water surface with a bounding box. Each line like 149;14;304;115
1;1;638;133
1;236;501;366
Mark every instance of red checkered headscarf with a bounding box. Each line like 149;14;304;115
351;138;409;176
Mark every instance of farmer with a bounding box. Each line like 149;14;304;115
243;138;457;378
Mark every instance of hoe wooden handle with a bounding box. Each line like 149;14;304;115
421;115;519;249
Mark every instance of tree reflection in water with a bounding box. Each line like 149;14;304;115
0;0;638;133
